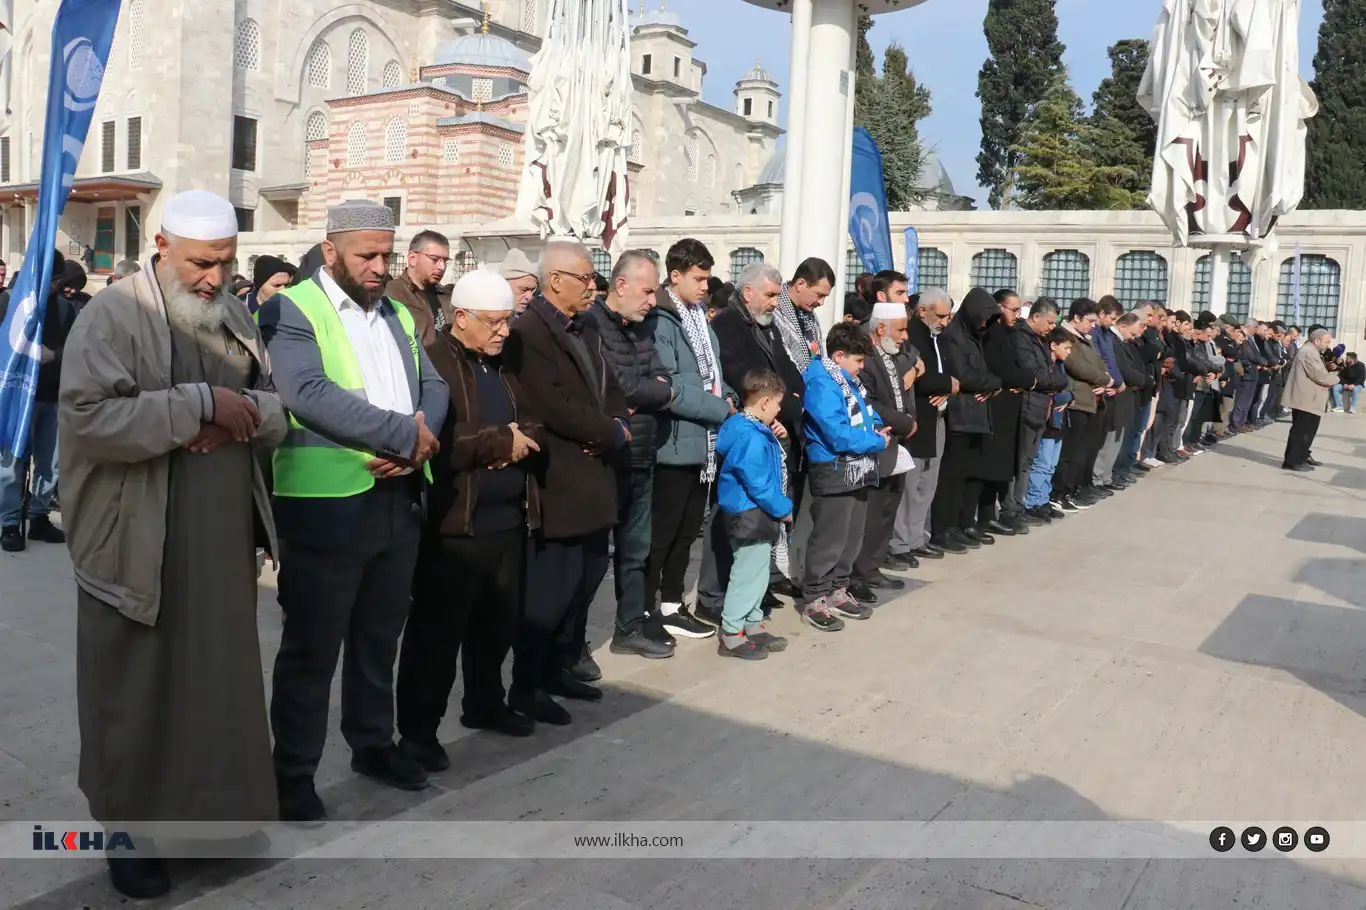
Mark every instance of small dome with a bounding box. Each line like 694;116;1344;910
632;8;684;29
758;142;784;185
917;155;956;195
741;61;772;83
433;32;531;71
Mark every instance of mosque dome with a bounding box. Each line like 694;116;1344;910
740;62;773;83
758;142;785;185
433;32;532;72
632;6;685;29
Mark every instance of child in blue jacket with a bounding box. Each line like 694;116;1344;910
800;324;889;631
715;368;794;660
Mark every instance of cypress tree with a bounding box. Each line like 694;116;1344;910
1304;0;1366;208
853;18;934;211
1014;79;1143;211
976;0;1065;209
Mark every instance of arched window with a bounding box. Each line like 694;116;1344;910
1040;250;1091;301
1192;253;1254;321
384;118;407;163
128;0;145;70
730;247;764;279
686;134;699;182
590;249;612;275
629;130;642;160
733;163;745;187
382;60;403;88
346;29;369;96
234;18;261;70
306;40;331;89
917;248;949;291
346;122;366;167
442;139;459;164
305;110;327;142
845;249;863;292
1277;254;1342;332
969;249;1018;293
703;154;716;187
522;0;538;33
1114;251;1170;306
451;250;479;279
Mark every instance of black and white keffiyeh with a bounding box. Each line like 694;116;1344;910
774;284;824;373
820;357;877;489
670;286;723;482
877;347;904;412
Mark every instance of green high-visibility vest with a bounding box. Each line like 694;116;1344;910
272;280;433;497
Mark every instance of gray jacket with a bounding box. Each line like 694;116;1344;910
645;292;735;467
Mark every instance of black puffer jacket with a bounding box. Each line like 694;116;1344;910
583;297;673;469
940;288;1002;435
999;321;1068;430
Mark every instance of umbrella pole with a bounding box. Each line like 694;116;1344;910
16;453;31;539
1208;246;1229;317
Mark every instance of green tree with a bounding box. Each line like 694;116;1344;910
853;17;934;210
1305;0;1366;208
1090;38;1154;204
977;0;1065;209
1013;79;1143;211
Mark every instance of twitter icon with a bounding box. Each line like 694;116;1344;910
1241;826;1267;852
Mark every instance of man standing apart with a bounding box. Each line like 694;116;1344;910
261;200;448;821
504;241;629;722
61;191;287;898
1332;351;1365;413
645;238;735;639
385;230;452;345
582;250;678;659
1282;328;1339;470
395;271;543;776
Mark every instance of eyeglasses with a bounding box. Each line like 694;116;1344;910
415;252;450;268
472;314;511;333
552;269;596;289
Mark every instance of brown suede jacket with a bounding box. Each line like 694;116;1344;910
386;272;453;347
425;331;544;537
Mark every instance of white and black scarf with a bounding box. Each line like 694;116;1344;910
774;283;823;373
877;346;904;412
821;357;877;488
670;286;722;482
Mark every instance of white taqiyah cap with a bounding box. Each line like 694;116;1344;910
452;268;515;312
872;301;906;320
160;190;238;241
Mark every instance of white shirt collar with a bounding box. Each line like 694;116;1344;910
317;268;355;313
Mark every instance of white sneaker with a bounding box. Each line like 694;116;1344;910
1331;407;1344;413
1141;457;1164;468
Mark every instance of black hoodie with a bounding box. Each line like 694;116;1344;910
940;288;1002;435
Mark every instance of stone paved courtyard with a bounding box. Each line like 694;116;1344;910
6;415;1366;907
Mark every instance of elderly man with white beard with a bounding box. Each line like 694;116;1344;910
849;300;922;603
58;190;288;899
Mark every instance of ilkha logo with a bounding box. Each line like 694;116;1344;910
31;825;134;852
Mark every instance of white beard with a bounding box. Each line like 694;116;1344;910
163;272;229;334
878;335;900;356
753;310;774;327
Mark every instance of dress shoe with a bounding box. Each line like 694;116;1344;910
27;516;65;543
761;589;783;610
0;525;23;552
107;856;170;900
460;706;536;737
769;577;800;598
547;672;603;702
963;526;996;545
568;644;602;682
277;775;326;825
399;735;451;772
1031;505;1054;523
509;689;572;725
982;519;1016;536
1306;456;1323;467
882;552;916;571
351;742;430;791
1006;513;1031;534
950;527;983;549
847;580;878;604
693;602;724;628
609;629;676;660
941;529;978;551
910;544;944;560
862;569;906;590
1282;462;1313;472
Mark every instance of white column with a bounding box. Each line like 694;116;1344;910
1208;246;1229;316
777;0;813;280
830;0;858;325
793;0;854;332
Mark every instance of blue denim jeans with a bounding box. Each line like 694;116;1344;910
1026;437;1062;508
1331;384;1361;411
1116;398;1152;477
722;538;772;634
0;401;59;526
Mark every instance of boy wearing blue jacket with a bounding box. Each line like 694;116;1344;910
800;324;890;631
715;369;794;660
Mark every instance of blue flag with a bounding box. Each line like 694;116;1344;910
848;127;893;274
904;227;920;292
0;0;120;457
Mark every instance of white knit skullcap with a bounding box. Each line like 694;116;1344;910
871;302;906;320
160;190;238;241
452;268;515;312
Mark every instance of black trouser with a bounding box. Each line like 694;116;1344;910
613;466;654;636
396;528;522;740
271;482;421;781
930;432;983;536
513;531;610;696
1153;403;1178;460
853;472;906;579
647;465;708;608
1185;391;1215;446
1285;409;1320;467
1053;409;1095;499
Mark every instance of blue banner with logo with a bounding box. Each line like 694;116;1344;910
848;127;893;275
904;227;920;292
0;0;119;457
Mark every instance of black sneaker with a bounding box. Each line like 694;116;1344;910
770;577;801;598
0;525;23;552
1030;506;1054;523
569;644;602;682
351;743;430;791
848;580;878;604
509;689;571;726
398;735;451;772
761;589;783;610
546;672;603;702
1059;497;1084;512
828;589;874;620
717;635;768;660
661;607;717;639
27;516;65;543
800;598;846;632
107;856;170;900
277;775;326;825
609;629;675;659
1306;456;1324;467
642;613;677;646
460;706;536;737
693;602;724;629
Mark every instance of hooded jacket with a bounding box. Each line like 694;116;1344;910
583;297;674;469
939;288;1002;435
716;412;792;544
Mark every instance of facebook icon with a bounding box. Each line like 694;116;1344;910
1209;826;1236;853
